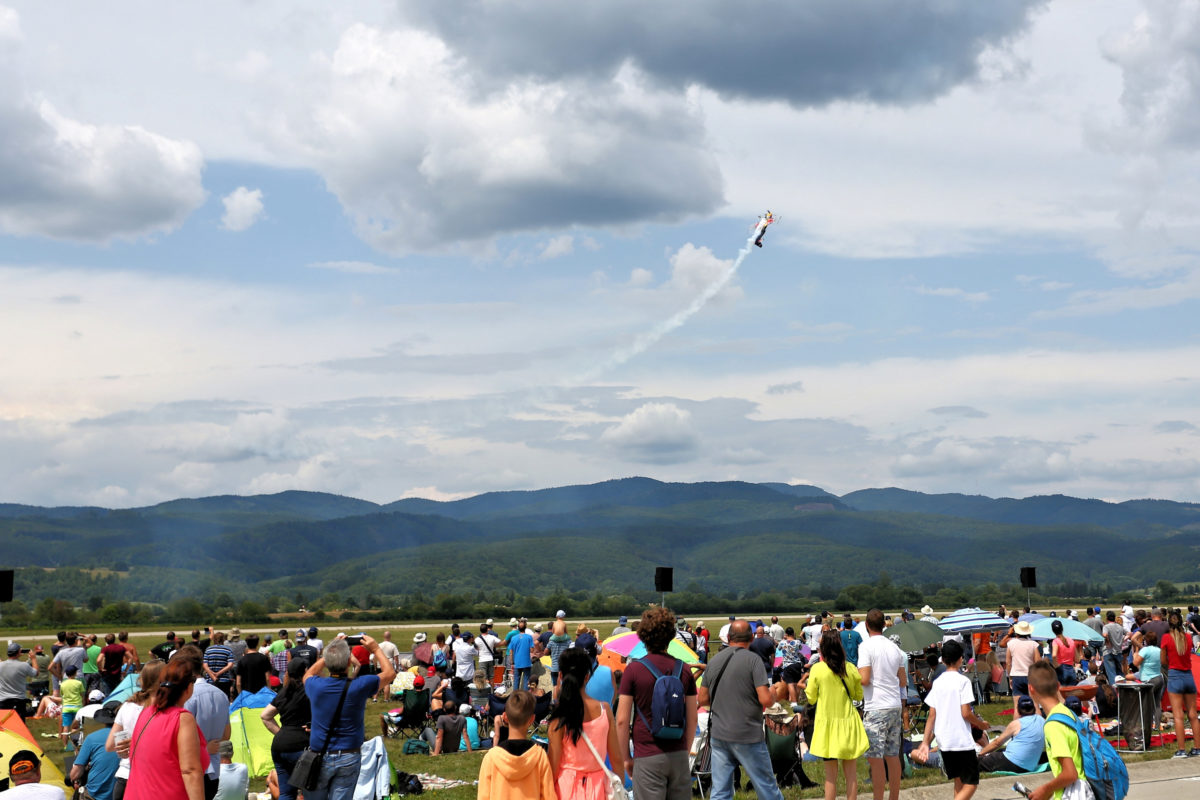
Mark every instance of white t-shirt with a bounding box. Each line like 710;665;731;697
858;634;906;712
802;624;823;651
377;640;400;669
719;624;732;645
476;633;501;664
309;637;325;655
926;670;976;752
113;700;143;779
768;624;785;643
5;783;67;798
213;761;249;800
452;639;476;680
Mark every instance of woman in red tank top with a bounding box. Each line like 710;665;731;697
125;658;206;800
1049;620;1078;686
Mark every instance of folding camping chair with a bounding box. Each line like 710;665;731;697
765;714;817;790
382;689;431;740
689;723;712;800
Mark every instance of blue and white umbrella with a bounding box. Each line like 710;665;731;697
936;607;1011;634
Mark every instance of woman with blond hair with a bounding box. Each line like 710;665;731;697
105;658;165;800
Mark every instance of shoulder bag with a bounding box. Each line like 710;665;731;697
579;704;629;800
290;677;351;791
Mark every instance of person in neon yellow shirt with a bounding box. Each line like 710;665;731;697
1026;661;1083;800
60;664;85;747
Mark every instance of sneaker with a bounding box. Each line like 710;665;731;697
1173;749;1188;758
1189;748;1200;757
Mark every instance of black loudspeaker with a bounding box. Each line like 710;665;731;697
0;570;12;603
654;567;673;593
1020;567;1037;589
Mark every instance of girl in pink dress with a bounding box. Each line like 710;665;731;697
548;648;624;800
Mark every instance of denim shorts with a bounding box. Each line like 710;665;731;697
1167;668;1197;695
1010;676;1029;696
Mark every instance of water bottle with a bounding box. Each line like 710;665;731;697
1013;781;1033;798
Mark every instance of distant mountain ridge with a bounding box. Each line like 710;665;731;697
839;488;1200;530
2;478;1197;607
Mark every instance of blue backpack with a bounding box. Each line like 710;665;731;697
634;656;687;740
432;648;447;670
1046;712;1128;800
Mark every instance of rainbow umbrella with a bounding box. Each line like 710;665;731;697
596;631;699;671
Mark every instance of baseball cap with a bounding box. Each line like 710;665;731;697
618;616;628;625
8;750;39;777
556;610;566;618
296;630;307;641
308;626;318;636
459;703;473;716
413;675;425;688
7;642;20;656
94;700;123;726
88;689;106;703
1017;695;1035;715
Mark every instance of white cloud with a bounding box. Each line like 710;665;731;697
917;286;991;303
266;24;721;253
627;268;653;287
538;234;574;260
307;260;397;275
0;93;204;242
0;5;19;41
600;402;699;464
663;243;743;304
220;186;264;232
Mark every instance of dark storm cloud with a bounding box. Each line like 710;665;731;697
409;1;1045;108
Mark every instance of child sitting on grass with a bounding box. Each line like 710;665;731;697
478;690;555;800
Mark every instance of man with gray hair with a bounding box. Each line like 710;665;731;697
303;635;396;800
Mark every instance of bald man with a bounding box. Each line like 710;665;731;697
698;621;782;800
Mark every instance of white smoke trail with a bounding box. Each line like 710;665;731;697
576;233;756;384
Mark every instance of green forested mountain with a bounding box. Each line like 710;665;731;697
1;478;1197;611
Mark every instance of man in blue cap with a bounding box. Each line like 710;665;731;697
612;616;631;637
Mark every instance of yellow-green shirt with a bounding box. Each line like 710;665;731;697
61;678;85;713
1044;703;1084;800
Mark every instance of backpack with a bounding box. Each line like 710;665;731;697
432;647;447;670
1046;712;1128;800
633;656;687;741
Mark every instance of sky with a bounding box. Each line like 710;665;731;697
2;1;1200;508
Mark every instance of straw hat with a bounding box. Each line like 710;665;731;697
1014;620;1034;637
920;605;934;616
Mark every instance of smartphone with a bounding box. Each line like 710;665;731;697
346;635;363;647
1012;781;1033;799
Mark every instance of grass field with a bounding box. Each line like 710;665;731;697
25;696;1174;800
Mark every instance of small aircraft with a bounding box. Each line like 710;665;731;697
752;210;776;247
